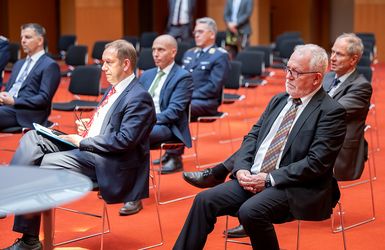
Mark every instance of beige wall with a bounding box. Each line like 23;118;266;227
354;0;385;61
61;0;123;61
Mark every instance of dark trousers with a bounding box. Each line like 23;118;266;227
173;180;293;250
11;131;97;236
0;106;19;130
151;124;184;156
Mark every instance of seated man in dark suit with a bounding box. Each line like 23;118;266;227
0;23;61;130
2;40;156;250
119;34;193;216
173;44;347;250
155;17;230;170
182;33;372;238
0;35;10;86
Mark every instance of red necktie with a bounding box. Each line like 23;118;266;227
82;87;116;137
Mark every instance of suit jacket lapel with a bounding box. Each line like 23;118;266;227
100;78;137;133
332;70;359;98
19;55;45;91
160;64;177;108
282;89;325;157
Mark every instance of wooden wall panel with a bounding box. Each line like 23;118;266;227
74;0;123;60
354;0;385;61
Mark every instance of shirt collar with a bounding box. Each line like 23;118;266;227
158;62;174;75
289;84;322;106
29;50;45;62
113;73;135;93
335;69;355;84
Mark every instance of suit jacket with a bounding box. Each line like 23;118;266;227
0;38;10;85
4;54;61;128
167;0;196;27
139;64;193;147
323;70;372;181
80;79;156;204
224;0;254;35
232;89;347;220
182;46;230;110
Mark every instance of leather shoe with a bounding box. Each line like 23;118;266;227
183;168;226;188
3;238;42;250
160;155;183;174
152;153;171;165
223;224;247;238
119;200;143;216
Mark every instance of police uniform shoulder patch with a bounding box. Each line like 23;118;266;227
217;47;228;54
208;48;216;54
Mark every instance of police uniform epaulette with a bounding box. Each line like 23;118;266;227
188;47;199;52
217;47;228;54
0;35;8;41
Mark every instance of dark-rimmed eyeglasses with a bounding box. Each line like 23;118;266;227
285;67;320;78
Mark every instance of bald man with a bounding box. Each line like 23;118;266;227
119;35;193;215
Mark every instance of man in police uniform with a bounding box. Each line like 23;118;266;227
155;17;230;172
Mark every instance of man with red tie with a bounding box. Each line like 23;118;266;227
3;40;156;250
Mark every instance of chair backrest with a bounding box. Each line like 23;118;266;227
273;31;301;52
278;38;304;59
65;45;88;67
245;45;273;67
8;42;20;64
225;61;242;90
69;65;101;96
139;32;158;49
358;55;371;67
175;41;193;65
215;31;227;48
235;50;265;77
357;65;372;82
92;40;110;64
58;35;76;59
122;35;139;51
137;48;155;71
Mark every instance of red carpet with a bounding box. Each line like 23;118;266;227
1;63;384;249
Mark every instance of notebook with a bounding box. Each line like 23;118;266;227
33;123;78;148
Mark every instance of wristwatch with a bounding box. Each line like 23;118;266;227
265;174;272;188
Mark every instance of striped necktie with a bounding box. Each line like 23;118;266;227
260;98;302;173
82;87;116;138
8;58;33;97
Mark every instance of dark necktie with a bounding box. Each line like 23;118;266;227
260;98;302;173
327;78;340;93
82;87;116;137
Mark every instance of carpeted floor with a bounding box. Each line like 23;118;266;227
0;62;384;250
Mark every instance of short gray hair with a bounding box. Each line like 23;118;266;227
196;17;217;34
294;44;329;74
336;33;364;58
105;39;137;69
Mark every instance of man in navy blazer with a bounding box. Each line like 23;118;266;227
119;34;193;216
0;23;60;130
182;17;230;119
3;40;156;250
174;44;346;250
0;36;10;86
224;0;254;49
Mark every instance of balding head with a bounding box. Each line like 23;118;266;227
152;34;178;70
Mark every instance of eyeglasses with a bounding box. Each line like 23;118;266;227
285;67;320;78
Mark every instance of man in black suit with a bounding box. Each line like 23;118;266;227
183;33;372;238
173;44;346;250
0;23;61;130
167;0;196;42
119;34;193;215
3;40;156;250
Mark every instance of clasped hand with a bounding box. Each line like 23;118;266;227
0;92;15;105
236;170;267;194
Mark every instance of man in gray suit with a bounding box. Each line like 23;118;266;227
182;33;372;238
224;0;254;49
